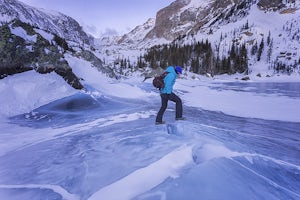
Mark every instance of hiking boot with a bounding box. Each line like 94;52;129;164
155;121;165;125
175;117;186;121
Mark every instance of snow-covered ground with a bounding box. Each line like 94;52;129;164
0;56;299;200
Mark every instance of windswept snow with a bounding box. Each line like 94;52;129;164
88;145;194;200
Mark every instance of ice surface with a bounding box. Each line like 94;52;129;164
0;64;299;199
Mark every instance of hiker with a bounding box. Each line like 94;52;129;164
155;66;185;124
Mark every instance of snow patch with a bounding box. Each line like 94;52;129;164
10;26;37;42
34;28;54;42
0;71;76;118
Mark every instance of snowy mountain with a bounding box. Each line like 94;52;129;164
0;0;91;45
0;0;115;89
98;0;300;78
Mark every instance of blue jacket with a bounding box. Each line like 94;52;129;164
160;66;177;94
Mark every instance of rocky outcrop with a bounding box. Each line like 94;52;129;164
0;20;83;89
257;0;285;11
145;0;190;40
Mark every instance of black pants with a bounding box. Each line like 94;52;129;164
156;93;182;122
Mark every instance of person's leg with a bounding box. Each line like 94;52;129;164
168;93;182;119
156;94;168;123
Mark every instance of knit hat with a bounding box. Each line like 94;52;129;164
175;66;182;74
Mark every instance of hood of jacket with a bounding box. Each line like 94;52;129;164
165;66;177;75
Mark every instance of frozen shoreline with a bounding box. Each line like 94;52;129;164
0;68;299;122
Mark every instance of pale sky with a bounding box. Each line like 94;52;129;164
18;0;174;37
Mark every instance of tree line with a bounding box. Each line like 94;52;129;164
136;39;248;76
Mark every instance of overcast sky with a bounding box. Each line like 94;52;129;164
18;0;174;37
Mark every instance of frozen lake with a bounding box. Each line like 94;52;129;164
0;81;299;200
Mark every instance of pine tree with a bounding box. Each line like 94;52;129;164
191;57;199;74
230;42;236;59
244;20;249;30
257;38;264;61
251;42;258;56
239;43;248;73
267;39;273;63
267;31;271;46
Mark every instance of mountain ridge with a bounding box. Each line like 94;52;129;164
0;0;92;45
98;0;300;78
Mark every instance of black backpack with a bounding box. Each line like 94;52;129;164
152;72;168;89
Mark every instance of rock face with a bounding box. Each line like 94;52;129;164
256;0;295;11
145;0;189;40
0;20;83;89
